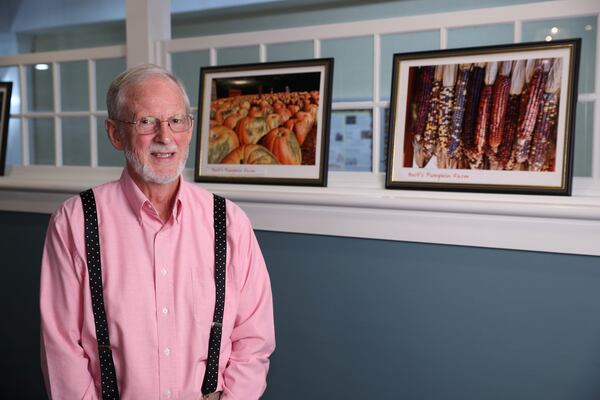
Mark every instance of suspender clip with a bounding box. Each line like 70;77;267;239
211;322;223;328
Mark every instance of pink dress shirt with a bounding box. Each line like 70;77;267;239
40;169;275;400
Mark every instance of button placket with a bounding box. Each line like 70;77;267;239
154;228;176;400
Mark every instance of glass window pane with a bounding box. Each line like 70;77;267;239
171;50;211;108
29;118;55;165
60;61;88;111
0;66;20;115
217;46;259;66
322;36;373;101
185;117;197;170
62;117;90;166
96;58;126;111
522;16;596;94
0;33;19;56
329;110;372;172
97;117;124;167
448;24;514;49
380;31;439;101
5;118;21;167
573;101;593;177
267;41;313;62
27;64;54;112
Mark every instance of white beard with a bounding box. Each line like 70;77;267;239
125;142;188;185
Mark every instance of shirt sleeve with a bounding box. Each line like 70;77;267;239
221;209;276;400
40;206;99;400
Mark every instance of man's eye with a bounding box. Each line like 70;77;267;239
170;117;183;124
139;117;156;125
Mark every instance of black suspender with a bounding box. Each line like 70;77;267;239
79;189;227;399
202;194;227;396
80;189;120;400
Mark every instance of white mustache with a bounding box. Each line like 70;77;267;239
148;143;178;153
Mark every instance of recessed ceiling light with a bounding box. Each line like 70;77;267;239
585;24;593;31
550;27;559;34
545;35;553;42
35;63;49;71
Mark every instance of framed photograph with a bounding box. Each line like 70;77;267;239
195;58;333;186
0;82;13;176
386;39;580;195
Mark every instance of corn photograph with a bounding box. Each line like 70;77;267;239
207;72;320;166
404;57;562;172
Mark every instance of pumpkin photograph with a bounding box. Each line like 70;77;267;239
196;58;333;186
206;71;321;166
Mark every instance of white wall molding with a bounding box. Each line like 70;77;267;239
241;200;600;256
0;166;599;256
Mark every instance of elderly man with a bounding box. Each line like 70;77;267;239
40;64;275;400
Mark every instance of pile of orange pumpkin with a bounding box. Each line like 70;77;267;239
207;90;319;165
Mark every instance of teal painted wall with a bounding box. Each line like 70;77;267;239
0;211;48;398
1;210;599;399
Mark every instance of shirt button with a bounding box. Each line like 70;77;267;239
163;388;172;398
160;268;167;276
162;307;169;315
164;347;171;356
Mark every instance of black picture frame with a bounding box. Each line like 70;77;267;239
0;81;13;176
194;58;333;186
386;39;580;195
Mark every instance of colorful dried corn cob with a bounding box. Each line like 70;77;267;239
412;66;436;168
507;60;536;169
529;58;561;171
448;64;471;161
419;65;444;167
413;66;435;143
467;62;497;169
515;59;549;164
435;64;457;169
497;60;525;170
488;61;513;155
462;64;485;163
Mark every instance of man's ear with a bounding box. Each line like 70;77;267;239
105;119;125;151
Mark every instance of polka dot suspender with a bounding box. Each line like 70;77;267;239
79;189;120;399
80;190;227;399
201;194;227;396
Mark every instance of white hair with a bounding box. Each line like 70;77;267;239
106;63;191;120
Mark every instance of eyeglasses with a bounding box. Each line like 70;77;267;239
114;114;193;135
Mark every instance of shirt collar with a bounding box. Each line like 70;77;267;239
173;187;183;224
119;168;184;225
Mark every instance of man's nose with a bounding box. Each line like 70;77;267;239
154;120;173;142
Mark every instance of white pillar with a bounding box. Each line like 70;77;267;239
125;0;171;67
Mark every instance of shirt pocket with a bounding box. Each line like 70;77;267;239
190;268;216;325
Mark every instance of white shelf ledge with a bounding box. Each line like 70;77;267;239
1;166;599;256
